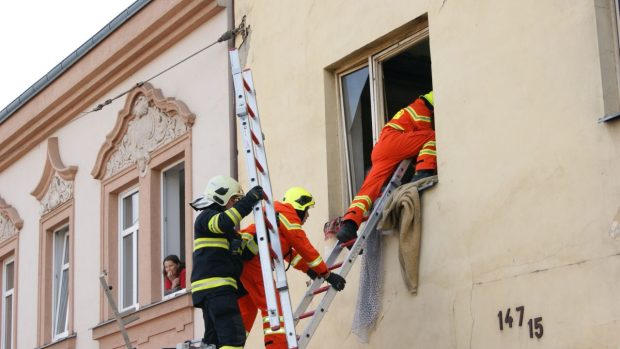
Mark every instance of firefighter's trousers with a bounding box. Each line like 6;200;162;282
238;261;288;348
343;128;435;227
198;288;246;348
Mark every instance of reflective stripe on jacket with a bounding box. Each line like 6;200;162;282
190;199;255;304
384;97;433;133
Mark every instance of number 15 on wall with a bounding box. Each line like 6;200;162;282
498;306;543;339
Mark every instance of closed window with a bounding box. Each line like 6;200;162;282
1;257;14;349
339;32;433;198
120;190;139;311
52;227;69;339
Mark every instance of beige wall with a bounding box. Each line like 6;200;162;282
235;0;620;348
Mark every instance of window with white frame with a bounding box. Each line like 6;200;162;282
339;32;433;198
120;189;139;311
1;257;14;349
52;227;69;340
162;162;185;262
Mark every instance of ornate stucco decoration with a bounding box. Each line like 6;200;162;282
91;83;195;180
31;137;78;215
0;197;23;243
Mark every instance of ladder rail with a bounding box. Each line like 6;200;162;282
230;50;281;330
242;68;298;345
230;49;299;348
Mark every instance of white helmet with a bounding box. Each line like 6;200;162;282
190;175;243;210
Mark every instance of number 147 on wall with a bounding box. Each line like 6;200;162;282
498;306;543;339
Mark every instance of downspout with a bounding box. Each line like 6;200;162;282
220;0;238;179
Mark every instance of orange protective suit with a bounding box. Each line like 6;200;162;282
343;97;436;227
237;201;328;348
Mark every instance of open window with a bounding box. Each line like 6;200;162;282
339;30;433;198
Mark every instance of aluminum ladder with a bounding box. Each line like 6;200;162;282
293;159;436;349
229;48;299;348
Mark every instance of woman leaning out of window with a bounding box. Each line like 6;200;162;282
163;254;186;295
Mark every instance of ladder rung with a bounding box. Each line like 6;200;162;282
247;105;256;118
255;159;265;173
339;239;356;249
328;262;343;271
265;218;274;230
250;131;260;145
312;286;329;295
298;310;315;320
243;76;252;91
262;192;270;201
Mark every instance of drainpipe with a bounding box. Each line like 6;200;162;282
220;0;238;179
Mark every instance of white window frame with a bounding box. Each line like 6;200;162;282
1;257;14;349
338;30;429;200
52;227;69;340
119;189;139;311
614;0;620;88
160;161;187;299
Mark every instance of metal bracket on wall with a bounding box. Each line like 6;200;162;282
598;112;620;123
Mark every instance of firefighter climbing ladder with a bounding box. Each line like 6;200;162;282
229;48;299;348
292;160;436;349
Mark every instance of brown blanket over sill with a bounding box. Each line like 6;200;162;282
378;176;436;294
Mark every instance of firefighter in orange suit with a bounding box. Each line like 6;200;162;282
237;187;346;348
337;91;436;243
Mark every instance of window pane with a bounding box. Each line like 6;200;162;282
341;67;372;193
163;162;185;261
3;294;12;349
4;262;13;291
122;234;134;308
54;271;69;336
122;192;139;230
63;234;70;265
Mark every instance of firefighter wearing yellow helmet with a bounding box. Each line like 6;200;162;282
236;186;346;348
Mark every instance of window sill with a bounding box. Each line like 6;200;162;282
599;112;620;123
163;288;188;300
92;292;193;345
38;333;77;349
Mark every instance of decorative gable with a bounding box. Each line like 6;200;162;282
91;83;195;180
31;137;78;215
0;196;23;243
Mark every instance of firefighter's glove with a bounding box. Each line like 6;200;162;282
230;239;243;256
306;269;318;280
241;185;265;206
336;220;358;244
325;272;346;291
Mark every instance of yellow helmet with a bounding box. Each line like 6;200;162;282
421;91;434;106
282;187;315;211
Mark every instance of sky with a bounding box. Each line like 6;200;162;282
0;0;137;109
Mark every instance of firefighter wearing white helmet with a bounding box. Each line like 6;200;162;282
236;186;346;348
190;175;263;348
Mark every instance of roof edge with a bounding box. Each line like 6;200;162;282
0;0;151;124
